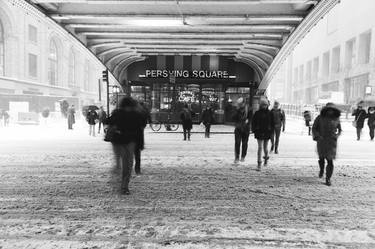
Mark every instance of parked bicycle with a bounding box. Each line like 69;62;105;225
150;115;179;131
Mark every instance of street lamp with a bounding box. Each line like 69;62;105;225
112;85;120;108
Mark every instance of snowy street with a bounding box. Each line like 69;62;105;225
0;118;374;249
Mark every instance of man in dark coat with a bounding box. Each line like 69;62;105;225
201;106;215;138
303;110;312;135
367;106;375;140
67;105;75;130
97;106;107;134
134;102;150;175
106;97;145;195
270;101;285;154
251;99;274;170
352;103;367;140
180;104;194;141
233;98;252;163
312;103;342;186
86;109;99;136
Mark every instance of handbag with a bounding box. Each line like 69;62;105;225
104;125;123;143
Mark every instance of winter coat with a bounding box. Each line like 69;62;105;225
312;106;342;160
201;108;215;125
232;106;251;134
86;110;98;125
67;107;75;125
251;108;274;140
180;107;194;130
270;108;285;130
106;107;145;149
352;108;367;129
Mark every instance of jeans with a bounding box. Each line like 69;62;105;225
257;139;269;164
234;128;249;159
319;157;334;179
270;127;281;151
112;142;136;192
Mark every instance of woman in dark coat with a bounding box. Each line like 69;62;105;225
106;97;145;195
352;103;367;140
367;107;375;140
180;104;194;141
312;103;342;186
251;99;274;171
201;106;215;138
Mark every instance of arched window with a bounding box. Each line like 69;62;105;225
0;21;4;76
48;40;58;85
68;49;75;88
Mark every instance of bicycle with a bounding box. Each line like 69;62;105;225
150;116;179;131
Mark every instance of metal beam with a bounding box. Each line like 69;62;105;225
96;46;133;57
104;51;139;65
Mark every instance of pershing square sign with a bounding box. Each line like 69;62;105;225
144;70;230;79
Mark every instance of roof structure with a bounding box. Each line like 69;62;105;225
29;0;339;92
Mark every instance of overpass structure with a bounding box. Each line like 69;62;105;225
28;0;339;94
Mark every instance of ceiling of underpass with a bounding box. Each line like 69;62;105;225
30;0;338;91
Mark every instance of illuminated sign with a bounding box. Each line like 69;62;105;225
143;70;232;79
179;91;196;102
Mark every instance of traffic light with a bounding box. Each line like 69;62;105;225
102;69;108;82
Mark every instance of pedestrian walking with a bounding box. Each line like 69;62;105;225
180;104;194;141
367;106;375;141
97;106;107;134
352;103;367;140
233;98;251;163
201;106;215;138
270;101;285;154
251;99;274;171
67;105;75;130
303;110;312;135
105;97;145;195
312;102;342;186
134;102;150;175
86;108;98;136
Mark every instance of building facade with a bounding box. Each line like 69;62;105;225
0;1;115;120
269;0;375;106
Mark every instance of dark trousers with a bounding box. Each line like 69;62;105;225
183;128;191;140
369;125;374;140
204;124;211;138
356;128;362;140
319;157;334;179
270;127;281;151
134;148;141;174
234;129;249;159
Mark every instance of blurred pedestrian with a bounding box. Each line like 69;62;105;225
3;110;9;127
367;106;375;141
270;101;285;154
180;104;194;141
303;110;312;135
201;106;215;138
233;98;251;163
67;105;75;130
251;99;274;171
134;102;150;175
97;106;107;134
105;97;145;195
352;103;367;140
86;108;98;136
312;102;342;186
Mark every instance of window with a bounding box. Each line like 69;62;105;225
28;53;37;78
331;46;340;73
306;60;312;82
322;51;330;77
48;40;58;86
299;64;304;85
28;25;37;43
84;60;89;91
312;57;319;80
358;31;371;64
0;21;4;76
345;38;356;69
68;49;75;88
293;67;298;86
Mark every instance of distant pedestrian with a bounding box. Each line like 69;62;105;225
303;110;312;135
67;105;75;130
251;99;274;171
233;98;251;163
312;102;342;186
367;106;375;141
105;97;145;195
134;102;150;175
201;106;215;138
97;106;107;134
352;103;367;140
270;101;285;154
86;109;98;136
180;104;194;141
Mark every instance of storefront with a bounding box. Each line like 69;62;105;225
125;56;258;124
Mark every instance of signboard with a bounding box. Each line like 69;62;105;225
144;70;230;79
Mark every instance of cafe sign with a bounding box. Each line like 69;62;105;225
143;70;233;79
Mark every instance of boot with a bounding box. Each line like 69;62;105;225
263;156;269;166
326;178;331;186
318;159;324;178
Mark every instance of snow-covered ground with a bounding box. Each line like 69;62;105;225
0;118;374;248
